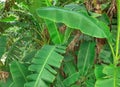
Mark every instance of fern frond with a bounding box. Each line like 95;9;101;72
24;45;65;87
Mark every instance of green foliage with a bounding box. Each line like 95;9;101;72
45;20;64;44
63;72;79;86
28;0;52;21
37;7;111;39
95;65;120;87
77;42;95;75
25;45;65;87
0;0;120;87
10;61;28;87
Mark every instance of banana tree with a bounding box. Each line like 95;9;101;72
36;0;120;86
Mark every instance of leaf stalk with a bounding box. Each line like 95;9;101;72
116;0;120;62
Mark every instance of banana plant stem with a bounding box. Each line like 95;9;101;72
116;0;120;62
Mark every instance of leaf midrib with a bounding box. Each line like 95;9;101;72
53;22;62;43
34;46;55;87
16;61;28;82
38;8;108;38
82;43;90;75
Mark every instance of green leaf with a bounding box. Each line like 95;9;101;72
45;19;64;44
54;73;65;87
0;35;7;59
28;0;51;16
63;61;76;76
77;42;95;75
99;46;112;64
24;45;65;87
95;65;120;87
63;27;73;43
85;75;96;87
71;84;81;87
98;13;110;25
22;50;37;62
27;0;52;25
63;72;80;87
45;20;73;44
63;54;77;76
9;61;28;87
101;2;110;11
95;65;105;79
95;78;113;87
64;3;88;14
37;7;111;39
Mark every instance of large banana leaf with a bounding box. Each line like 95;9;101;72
24;45;65;87
95;65;120;87
77;42;95;75
9;61;28;87
37;7;111;40
0;35;7;59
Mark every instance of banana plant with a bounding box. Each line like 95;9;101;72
36;0;120;86
0;0;120;87
95;0;120;87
